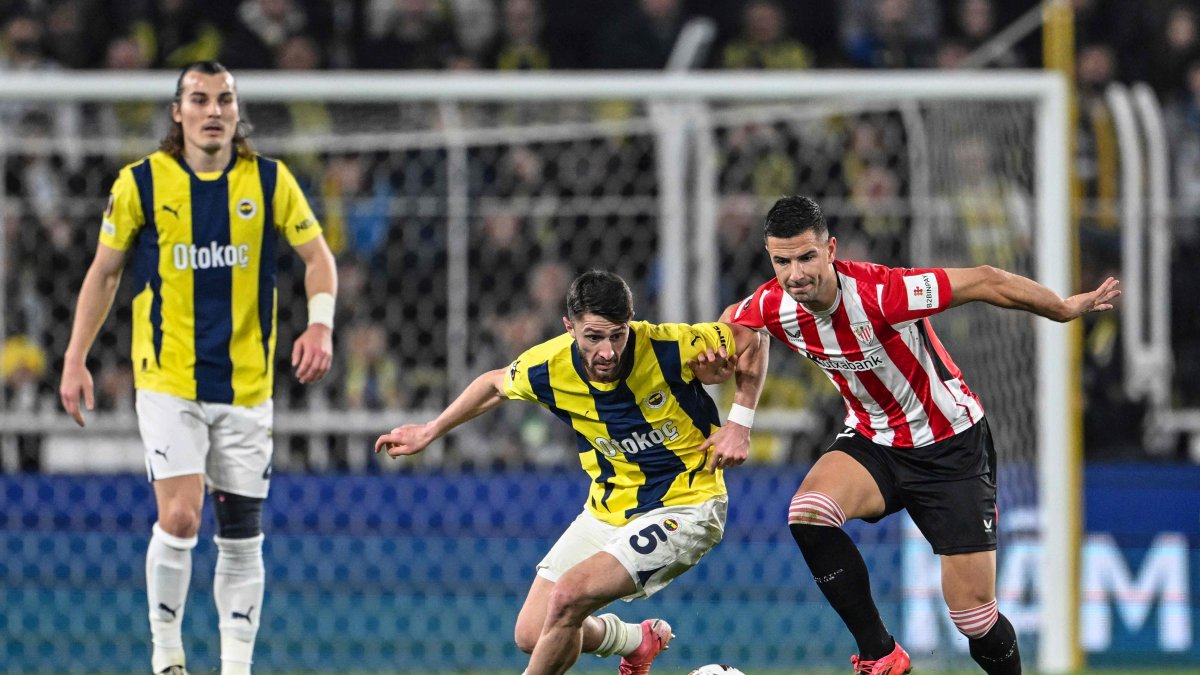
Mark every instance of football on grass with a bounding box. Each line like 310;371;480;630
688;665;746;675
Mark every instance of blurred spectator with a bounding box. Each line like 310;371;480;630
221;0;310;69
447;0;496;62
930;133;1031;271
245;34;332;179
342;323;401;409
839;116;907;262
1164;60;1200;409
1166;61;1200;240
44;0;108;69
319;154;392;262
485;0;549;70
128;0;221;69
1147;4;1200;100
716;192;765;307
1;334;48;471
721;0;812;70
0;14;82;168
934;38;970;68
947;0;1021;68
94;35;164;163
720;122;798;201
841;0;941;68
461;259;576;468
1074;42;1120;270
94;360;134;412
360;0;459;69
593;0;683;69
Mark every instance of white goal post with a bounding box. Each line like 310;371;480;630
0;70;1074;672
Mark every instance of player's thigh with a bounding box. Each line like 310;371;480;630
602;497;727;599
940;550;997;610
136;390;210;484
205;399;274;499
552;551;638;613
798;448;889;520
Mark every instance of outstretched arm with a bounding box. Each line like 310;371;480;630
946;266;1120;322
60;243;127;427
374;368;509;458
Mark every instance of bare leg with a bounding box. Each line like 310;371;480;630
525;552;636;675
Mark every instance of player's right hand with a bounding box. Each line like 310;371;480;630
688;346;735;384
374;424;433;458
59;362;95;428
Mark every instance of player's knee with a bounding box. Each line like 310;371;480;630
212;491;264;539
787;491;847;529
513;622;539;654
543;579;591;626
158;502;203;539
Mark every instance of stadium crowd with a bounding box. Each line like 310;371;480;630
3;0;1200;468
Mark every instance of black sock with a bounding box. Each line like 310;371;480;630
968;612;1021;674
790;523;893;660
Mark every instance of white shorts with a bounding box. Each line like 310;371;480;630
136;389;274;498
536;497;727;599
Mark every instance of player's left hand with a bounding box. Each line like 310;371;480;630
1064;276;1121;319
688;346;735;385
698;420;751;473
293;323;333;384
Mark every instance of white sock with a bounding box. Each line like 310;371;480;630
147;523;198;673
214;534;265;674
591;613;644;658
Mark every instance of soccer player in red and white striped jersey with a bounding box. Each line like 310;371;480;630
714;195;1119;674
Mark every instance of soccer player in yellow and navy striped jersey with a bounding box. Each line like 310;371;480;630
60;62;337;675
100;134;319;406
505;321;731;526
375;270;768;675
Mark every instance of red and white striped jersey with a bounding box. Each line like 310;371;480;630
731;259;984;449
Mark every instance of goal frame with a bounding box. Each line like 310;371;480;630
0;70;1076;672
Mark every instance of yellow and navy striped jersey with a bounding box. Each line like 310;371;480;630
504;320;736;526
100;150;321;406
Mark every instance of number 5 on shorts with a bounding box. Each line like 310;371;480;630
629;523;668;554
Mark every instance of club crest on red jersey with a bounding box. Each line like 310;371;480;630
850;321;875;345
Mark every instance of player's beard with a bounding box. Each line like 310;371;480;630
199;139;226;155
586;354;621;383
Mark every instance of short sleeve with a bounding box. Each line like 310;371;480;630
729;289;766;330
98;167;144;251
502;350;539;403
878;267;952;324
273;161;322;247
678;322;736;364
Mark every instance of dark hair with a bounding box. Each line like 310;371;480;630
763;195;829;241
159;61;255;158
565;270;634;324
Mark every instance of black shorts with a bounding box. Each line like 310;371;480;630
823;418;998;555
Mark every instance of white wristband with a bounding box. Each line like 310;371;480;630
307;292;335;328
726;403;755;429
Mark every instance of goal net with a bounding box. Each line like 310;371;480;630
0;71;1072;673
